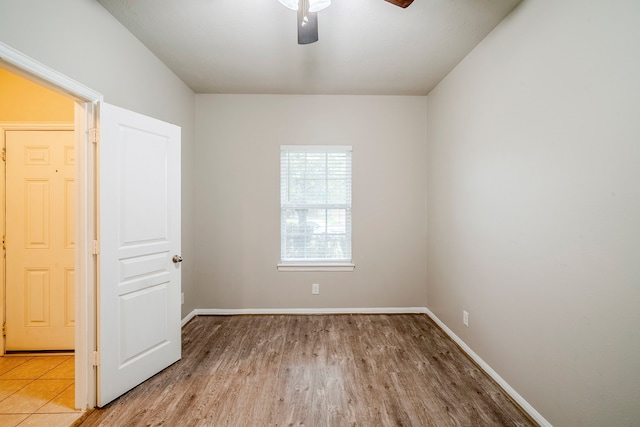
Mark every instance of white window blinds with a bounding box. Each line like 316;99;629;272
280;146;352;263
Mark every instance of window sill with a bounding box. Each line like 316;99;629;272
277;263;355;272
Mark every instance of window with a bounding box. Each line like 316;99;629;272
278;145;354;271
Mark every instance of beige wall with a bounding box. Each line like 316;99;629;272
6;1;638;423
0;0;197;317
194;94;427;309
426;0;640;425
0;69;74;122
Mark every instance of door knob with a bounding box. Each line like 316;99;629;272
172;255;183;263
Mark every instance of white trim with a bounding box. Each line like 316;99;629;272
185;307;427;317
280;145;352;152
0;42;102;102
423;308;552;427
277;263;355;272
75;100;98;410
0;123;73;131
181;309;198;327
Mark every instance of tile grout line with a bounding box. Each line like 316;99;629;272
32;357;77;416
0;355;79;422
0;356;36;413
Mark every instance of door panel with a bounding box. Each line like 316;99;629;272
98;103;181;406
64;268;75;326
5;130;75;350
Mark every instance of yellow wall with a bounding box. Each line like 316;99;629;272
0;68;74;122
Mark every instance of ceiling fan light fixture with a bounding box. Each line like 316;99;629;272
278;0;299;11
278;0;331;12
308;0;331;12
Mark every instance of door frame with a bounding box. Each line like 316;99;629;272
0;41;103;410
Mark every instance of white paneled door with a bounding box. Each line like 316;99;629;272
98;103;181;406
5;130;75;351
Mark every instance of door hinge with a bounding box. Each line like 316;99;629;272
92;351;100;367
91;240;100;255
89;128;99;144
1;148;5;162
2;236;5;250
2;323;6;337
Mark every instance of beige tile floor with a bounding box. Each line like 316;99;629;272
0;355;83;427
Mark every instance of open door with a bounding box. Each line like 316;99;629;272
97;103;181;406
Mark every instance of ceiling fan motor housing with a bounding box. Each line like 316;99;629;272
279;0;414;45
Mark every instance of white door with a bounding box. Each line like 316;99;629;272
98;103;181;406
5;130;75;350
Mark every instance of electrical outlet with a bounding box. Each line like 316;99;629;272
181;292;185;305
463;310;469;327
312;283;320;295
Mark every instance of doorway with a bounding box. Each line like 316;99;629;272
1;69;76;352
0;42;183;413
0;70;82;423
0;42;101;412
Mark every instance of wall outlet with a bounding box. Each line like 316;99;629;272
181;292;185;305
312;283;320;295
463;310;469;327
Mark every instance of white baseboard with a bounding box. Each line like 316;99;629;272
181;309;198;327
181;307;423;326
180;306;550;426
423;308;552;427
188;307;428;316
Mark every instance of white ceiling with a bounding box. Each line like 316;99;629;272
97;0;521;95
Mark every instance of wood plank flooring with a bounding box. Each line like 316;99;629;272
79;314;535;426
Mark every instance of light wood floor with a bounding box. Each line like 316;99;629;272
80;314;535;426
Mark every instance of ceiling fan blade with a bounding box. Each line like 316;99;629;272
297;9;318;44
384;0;414;8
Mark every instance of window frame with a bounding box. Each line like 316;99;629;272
277;145;355;272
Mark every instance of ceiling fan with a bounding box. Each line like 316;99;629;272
278;0;414;45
